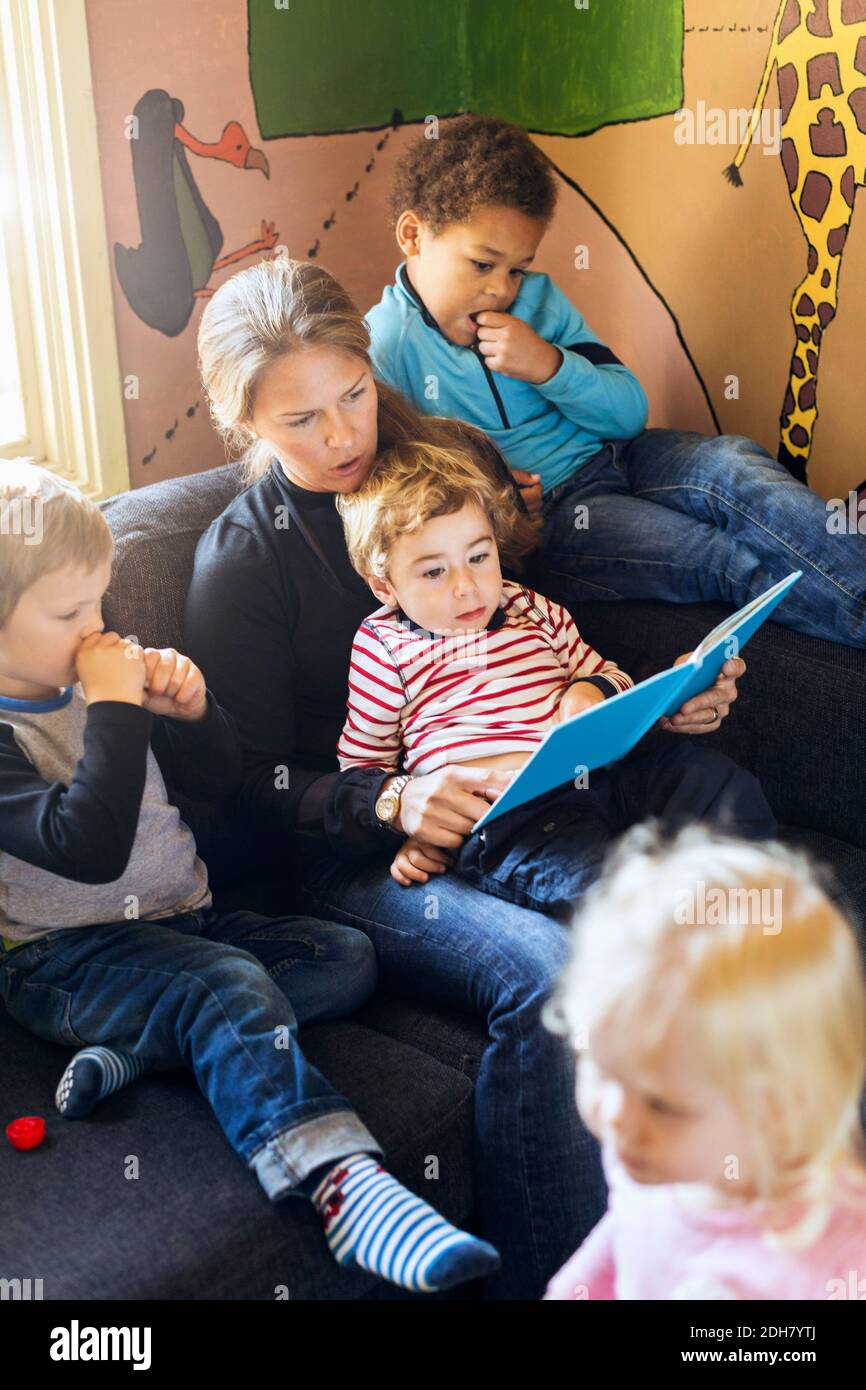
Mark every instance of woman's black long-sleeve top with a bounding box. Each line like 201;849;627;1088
183;460;404;859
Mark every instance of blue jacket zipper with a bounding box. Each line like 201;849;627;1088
471;343;511;429
397;264;512;430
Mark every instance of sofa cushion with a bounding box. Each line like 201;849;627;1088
782;826;866;940
0;1003;476;1300
100;465;243;651
356;994;490;1082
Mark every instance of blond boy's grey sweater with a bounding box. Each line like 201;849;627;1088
0;684;242;944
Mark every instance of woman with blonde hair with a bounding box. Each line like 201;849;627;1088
185;252;748;1299
545;823;866;1300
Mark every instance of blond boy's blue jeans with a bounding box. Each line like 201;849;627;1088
0;908;381;1199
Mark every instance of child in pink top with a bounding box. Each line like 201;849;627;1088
544;824;866;1300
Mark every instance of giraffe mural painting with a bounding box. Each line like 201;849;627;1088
725;0;866;483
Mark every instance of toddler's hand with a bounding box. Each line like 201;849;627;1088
76;631;146;707
557;680;607;724
141;648;208;721
474;312;562;385
390;836;454;888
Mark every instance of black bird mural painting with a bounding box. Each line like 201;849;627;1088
114;89;277;336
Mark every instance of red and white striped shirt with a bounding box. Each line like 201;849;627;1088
337;580;634;776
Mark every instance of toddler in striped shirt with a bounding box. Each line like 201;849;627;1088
336;440;776;919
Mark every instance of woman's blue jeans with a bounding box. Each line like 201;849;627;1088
0;908;381;1199
529;429;866;648
454;735;777;920
299;849;603;1301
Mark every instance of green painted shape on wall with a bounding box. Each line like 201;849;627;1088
248;0;683;138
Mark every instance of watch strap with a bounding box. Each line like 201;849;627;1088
376;773;411;829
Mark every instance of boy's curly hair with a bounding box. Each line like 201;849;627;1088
336;436;541;583
386;114;558;233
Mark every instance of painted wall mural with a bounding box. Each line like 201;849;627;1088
115;90;276;336
106;0;703;484
247;0;684;137
724;0;866;481
87;0;865;498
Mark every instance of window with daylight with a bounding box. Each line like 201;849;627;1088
0;0;127;496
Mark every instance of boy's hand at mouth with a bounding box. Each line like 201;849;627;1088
76;636;207;721
140;647;208;721
76;631;146;707
473;311;563;386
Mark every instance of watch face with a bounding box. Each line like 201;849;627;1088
377;794;397;821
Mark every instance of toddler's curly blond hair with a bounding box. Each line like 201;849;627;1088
336;437;540;582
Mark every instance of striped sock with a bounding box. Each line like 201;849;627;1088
55;1047;145;1119
310;1152;500;1293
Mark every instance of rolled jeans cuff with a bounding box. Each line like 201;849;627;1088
249;1109;383;1201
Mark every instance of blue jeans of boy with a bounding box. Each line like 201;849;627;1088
530;429;866;648
454;735;777;920
0;908;381;1198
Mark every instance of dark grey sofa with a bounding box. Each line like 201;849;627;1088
2;463;864;1299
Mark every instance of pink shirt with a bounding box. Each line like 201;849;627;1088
546;1147;866;1300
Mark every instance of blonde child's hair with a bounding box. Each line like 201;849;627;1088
0;460;113;628
335;438;540;583
545;821;866;1245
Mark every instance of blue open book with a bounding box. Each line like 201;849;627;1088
473;570;802;831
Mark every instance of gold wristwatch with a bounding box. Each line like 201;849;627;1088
375;774;412;831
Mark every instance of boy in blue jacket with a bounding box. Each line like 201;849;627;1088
365;114;866;650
